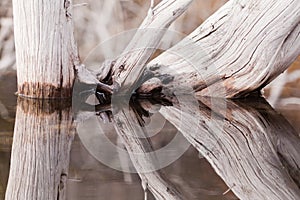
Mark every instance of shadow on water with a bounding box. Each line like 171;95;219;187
1;72;300;200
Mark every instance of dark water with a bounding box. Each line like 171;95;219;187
0;71;299;200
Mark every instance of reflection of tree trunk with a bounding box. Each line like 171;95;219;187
160;96;300;200
113;105;183;200
5;98;74;200
0;151;10;199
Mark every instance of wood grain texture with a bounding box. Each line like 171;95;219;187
5;99;75;200
111;0;193;94
12;0;79;98
141;0;300;98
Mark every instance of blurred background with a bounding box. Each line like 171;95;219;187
0;0;300;199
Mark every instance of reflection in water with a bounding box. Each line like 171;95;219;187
74;93;300;200
0;151;10;200
112;100;184;200
159;96;300;200
5;99;74;200
2;89;300;199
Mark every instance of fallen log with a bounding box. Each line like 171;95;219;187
78;0;300;99
138;0;300;98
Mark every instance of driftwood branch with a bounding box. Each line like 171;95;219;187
139;0;300;98
76;0;192;95
111;0;193;94
76;0;300;99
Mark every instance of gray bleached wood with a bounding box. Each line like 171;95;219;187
111;0;193;94
12;0;79;98
140;0;300;98
12;0;300;99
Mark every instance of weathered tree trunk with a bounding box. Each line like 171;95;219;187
139;0;300;98
159;95;300;200
74;0;300;99
12;0;300;98
5;99;75;200
12;0;79;98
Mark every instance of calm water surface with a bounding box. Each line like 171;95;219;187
0;70;299;200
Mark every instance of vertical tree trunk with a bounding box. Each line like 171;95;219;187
12;0;79;98
5;99;74;200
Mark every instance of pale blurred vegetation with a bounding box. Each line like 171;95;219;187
0;0;14;73
72;0;227;61
0;0;300;106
